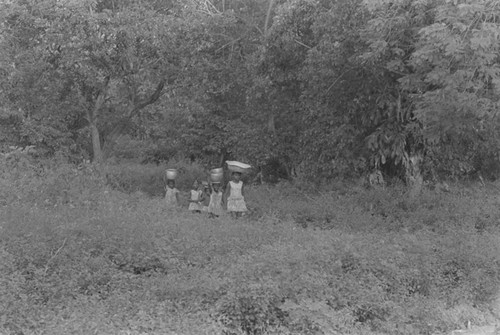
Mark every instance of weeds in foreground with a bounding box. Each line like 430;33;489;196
1;159;499;334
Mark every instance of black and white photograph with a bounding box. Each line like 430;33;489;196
1;0;500;334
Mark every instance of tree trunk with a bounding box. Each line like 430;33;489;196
406;154;423;201
87;77;109;163
90;122;103;163
282;160;292;180
267;113;275;133
219;148;228;167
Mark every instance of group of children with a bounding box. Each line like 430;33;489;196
164;171;247;218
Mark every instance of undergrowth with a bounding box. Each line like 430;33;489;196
103;158;209;197
1;156;499;334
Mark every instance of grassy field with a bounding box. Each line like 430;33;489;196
1;160;500;335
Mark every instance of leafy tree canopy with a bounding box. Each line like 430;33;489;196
1;0;500;180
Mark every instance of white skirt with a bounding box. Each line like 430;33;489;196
227;197;247;212
188;202;202;211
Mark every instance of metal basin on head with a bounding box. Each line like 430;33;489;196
166;169;178;180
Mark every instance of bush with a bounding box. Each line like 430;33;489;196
0;153;106;208
104;162;165;196
214;287;288;335
104;159;210;197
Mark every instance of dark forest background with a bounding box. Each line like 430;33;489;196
2;0;500;182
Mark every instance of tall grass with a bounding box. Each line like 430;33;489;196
1;158;499;334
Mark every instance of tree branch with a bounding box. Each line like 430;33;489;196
106;78;167;141
264;0;275;37
126;77;166;118
85;75;110;122
294;39;312;49
44;238;67;275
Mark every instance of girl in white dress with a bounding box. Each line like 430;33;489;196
208;182;223;218
188;180;203;213
201;181;211;212
164;179;179;208
224;172;247;218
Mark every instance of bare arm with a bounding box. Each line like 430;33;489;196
223;183;231;207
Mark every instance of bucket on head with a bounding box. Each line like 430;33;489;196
211;168;224;174
210;173;223;183
166;169;178;180
210;168;224;183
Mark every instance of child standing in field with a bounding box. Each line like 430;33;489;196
201;181;211;212
208;182;223;218
188;180;203;213
164;179;179;208
224;172;247;218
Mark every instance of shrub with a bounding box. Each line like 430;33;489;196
104;162;165;196
0;154;106;208
214;287;288;335
104;159;209;196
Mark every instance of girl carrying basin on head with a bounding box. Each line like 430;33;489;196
224;171;247;219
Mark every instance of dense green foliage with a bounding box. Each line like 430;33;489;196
1;0;500;180
1;157;500;334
